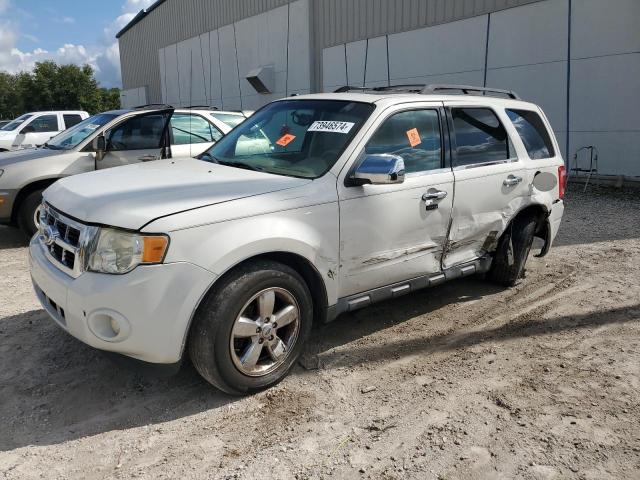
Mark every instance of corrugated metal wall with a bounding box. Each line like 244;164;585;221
119;0;544;101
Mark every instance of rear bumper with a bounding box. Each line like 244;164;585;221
536;200;564;257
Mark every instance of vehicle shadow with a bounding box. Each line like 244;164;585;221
1;278;637;453
0;226;28;249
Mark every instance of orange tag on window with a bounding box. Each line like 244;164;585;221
406;128;421;147
276;133;296;147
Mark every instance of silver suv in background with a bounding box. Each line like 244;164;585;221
0;106;248;236
0;111;89;151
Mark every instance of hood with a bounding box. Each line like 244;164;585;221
0;147;62;168
44;157;311;230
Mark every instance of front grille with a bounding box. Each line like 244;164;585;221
38;204;95;278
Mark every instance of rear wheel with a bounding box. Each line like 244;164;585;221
188;260;313;395
488;215;538;287
17;189;43;238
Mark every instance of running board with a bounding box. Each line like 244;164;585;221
325;256;492;322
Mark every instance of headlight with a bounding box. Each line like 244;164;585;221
87;228;169;274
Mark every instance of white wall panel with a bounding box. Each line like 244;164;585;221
164;44;180;106
488;0;568;68
388;16;487;81
570;132;640;177
570;53;640;133
208;31;223;106
571;0;640;59
486;61;567;132
322;45;347;92
346;40;367;87
287;0;312;94
158;48;167;103
218;24;241;106
120;86;148;108
363;36;388;87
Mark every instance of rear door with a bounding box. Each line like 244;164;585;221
98;110;173;169
170;113;224;158
442;103;528;268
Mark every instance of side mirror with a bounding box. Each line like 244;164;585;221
92;135;106;161
350;154;405;186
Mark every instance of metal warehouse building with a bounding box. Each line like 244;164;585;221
117;0;640;179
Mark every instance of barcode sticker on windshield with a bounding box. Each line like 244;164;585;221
308;121;355;134
86;124;100;130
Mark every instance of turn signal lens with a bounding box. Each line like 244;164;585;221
142;236;169;263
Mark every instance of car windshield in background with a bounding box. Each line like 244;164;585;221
202;100;375;178
212;113;246;128
44;113;118;150
1;114;33;131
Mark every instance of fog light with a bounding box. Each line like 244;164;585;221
87;309;130;342
109;317;121;336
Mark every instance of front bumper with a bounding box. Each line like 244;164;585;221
0;189;17;223
29;235;216;364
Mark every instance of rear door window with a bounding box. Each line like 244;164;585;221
28;115;59;133
451;108;510;167
506;109;555;159
171;114;223;145
63;114;83;129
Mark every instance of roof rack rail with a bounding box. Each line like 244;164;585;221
183;105;220;110
421;84;521;100
133;103;174;110
334;84;521;100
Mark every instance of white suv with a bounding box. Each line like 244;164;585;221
29;85;566;395
0;111;89;151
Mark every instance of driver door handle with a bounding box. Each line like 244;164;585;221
503;175;523;186
139;155;160;162
422;190;448;201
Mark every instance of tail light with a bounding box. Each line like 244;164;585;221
558;165;567;199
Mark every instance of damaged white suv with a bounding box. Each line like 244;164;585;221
29;85;566;395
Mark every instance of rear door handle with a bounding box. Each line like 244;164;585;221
139;155;160;162
503;175;523;186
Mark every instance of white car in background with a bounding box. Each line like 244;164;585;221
0;106;248;236
0;111;89;151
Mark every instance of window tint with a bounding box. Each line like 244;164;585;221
452;108;509;166
107;113;168;151
63;114;83;129
365;109;442;173
171;114;222;145
28;115;59;133
506;109;554;159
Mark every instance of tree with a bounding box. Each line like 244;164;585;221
0;61;121;119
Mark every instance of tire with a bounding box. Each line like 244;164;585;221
188;260;313;395
488;215;538;287
17;189;44;238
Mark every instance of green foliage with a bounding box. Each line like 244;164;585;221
0;61;121;119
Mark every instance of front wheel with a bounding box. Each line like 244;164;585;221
188;260;313;395
17;189;44;238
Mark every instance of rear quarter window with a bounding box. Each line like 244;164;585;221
506;109;555;159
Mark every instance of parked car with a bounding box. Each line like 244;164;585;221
29;85;566;395
0;120;12;129
0;106;248;236
0;111;89;151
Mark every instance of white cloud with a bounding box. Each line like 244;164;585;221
0;0;154;88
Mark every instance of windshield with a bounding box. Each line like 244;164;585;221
202;100;374;178
1;114;32;131
44;113;117;150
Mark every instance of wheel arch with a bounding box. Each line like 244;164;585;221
497;202;550;255
11;177;61;223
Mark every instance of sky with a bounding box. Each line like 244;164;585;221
0;0;155;88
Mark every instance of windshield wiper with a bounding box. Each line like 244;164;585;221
41;143;61;150
216;160;263;172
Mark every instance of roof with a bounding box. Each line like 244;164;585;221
116;0;167;39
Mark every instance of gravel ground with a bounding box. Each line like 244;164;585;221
0;184;639;480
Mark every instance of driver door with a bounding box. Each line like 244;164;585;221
337;104;454;297
98;110;172;169
17;114;61;149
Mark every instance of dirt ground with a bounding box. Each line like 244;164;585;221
0;184;639;480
